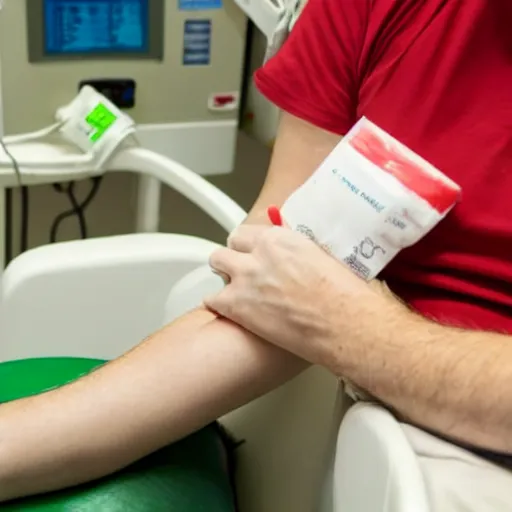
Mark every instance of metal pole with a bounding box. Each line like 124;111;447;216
135;175;161;233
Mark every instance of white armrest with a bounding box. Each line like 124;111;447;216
0;234;218;362
164;264;224;323
109;148;247;234
332;402;430;512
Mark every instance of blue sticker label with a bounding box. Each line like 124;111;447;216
183;20;211;66
179;0;221;11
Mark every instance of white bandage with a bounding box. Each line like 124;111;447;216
281;117;462;281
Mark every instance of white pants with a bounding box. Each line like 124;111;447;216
402;424;512;512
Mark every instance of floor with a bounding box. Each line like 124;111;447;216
6;131;271;259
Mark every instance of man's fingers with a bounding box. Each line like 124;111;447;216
209;247;249;278
210;268;230;284
227;225;268;252
203;288;238;321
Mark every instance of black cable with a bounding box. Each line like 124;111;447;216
4;187;12;264
50;177;103;243
0;138;29;264
52;182;86;239
238;19;254;127
20;185;29;253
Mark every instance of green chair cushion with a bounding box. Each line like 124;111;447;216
0;357;235;511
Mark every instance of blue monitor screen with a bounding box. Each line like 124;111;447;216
44;0;149;55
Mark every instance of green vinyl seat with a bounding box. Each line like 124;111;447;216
0;357;236;512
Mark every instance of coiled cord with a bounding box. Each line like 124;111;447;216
50;177;103;243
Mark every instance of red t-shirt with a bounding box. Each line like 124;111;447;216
255;0;512;333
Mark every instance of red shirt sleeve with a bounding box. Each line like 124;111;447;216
254;0;371;135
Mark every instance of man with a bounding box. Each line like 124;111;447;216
1;0;512;510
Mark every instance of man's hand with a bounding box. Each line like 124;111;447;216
205;224;406;366
205;224;512;454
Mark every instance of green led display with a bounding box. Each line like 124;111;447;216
85;103;118;142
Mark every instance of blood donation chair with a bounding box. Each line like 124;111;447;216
0;238;431;511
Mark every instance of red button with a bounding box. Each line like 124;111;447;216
214;95;235;107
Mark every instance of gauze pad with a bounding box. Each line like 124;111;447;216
281;117;462;280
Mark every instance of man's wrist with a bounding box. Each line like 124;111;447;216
322;284;422;380
243;209;272;226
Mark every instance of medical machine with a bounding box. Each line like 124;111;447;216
0;0;283;250
0;0;248;174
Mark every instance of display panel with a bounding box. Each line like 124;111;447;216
44;0;148;55
27;0;164;62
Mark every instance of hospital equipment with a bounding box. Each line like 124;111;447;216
0;0;249;174
0;0;253;243
0;1;432;510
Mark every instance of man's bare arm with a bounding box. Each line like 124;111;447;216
0;112;342;502
326;293;512;453
244;113;341;224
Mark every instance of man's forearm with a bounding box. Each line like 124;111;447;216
326;300;512;453
0;308;307;502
